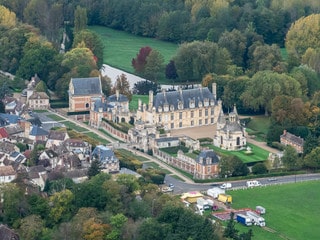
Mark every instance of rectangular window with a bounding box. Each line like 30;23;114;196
191;111;194;118
159;115;161;122
211;107;214;115
199;119;202;125
211;118;214;123
171;123;174;129
205;109;208;116
191;120;194;126
171;113;174;120
205;119;208;124
179;122;182;128
179;112;182;119
199;110;202;117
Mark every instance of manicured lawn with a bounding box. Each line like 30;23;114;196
90;26;178;73
84;132;110;145
206;143;269;164
229;181;320;240
62;121;88;132
117;149;150;162
99;128;122;142
130;95;149;110
46;114;65;121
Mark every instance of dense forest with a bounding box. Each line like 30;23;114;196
0;1;320;238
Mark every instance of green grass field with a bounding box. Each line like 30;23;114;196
246;116;271;135
206;143;269;163
90;26;178;73
117;149;150;162
228;181;320;240
62;121;88;132
84;132;110;145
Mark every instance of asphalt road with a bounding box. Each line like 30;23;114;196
164;173;320;195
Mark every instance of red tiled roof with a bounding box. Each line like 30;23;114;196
0;128;9;139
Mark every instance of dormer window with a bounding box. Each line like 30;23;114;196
204;98;209;107
178;101;183;110
158;106;162;112
164;104;169;112
189;98;195;108
198;100;203;107
170;105;174;111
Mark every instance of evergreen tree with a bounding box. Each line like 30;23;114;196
87;160;102;179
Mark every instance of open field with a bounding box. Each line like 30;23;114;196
228;181;320;240
90;26;178;73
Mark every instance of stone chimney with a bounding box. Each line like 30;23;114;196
212;82;217;100
116;89;120;101
149;90;153;110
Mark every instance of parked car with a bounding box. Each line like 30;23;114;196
169;183;175;188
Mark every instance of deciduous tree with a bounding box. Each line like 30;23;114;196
132;46;152;74
111;74;132;101
281;145;300;171
73;29;104;68
303;146;320;170
144;49;164;82
74;6;87;33
285;14;320;67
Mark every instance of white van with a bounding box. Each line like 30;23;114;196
246;180;262;187
220;183;232;189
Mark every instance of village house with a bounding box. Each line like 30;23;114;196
3;96;26;116
27;91;50;110
136;83;221;130
0;165;16;183
91;145;119;173
64;138;91;160
68;77;104;112
46;130;69;148
280;130;304;153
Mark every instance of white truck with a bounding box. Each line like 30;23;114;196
236;214;253;226
207;187;225;198
246;180;262;188
246;211;266;227
220;183;232;189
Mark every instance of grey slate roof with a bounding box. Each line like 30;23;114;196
107;94;128;103
93;98;108;112
153;87;215;112
91;145;118;163
30;126;49;136
71;77;102;96
0;113;20;125
196;150;219;165
280;131;304;146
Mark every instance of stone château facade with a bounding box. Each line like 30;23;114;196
136;83;222;130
